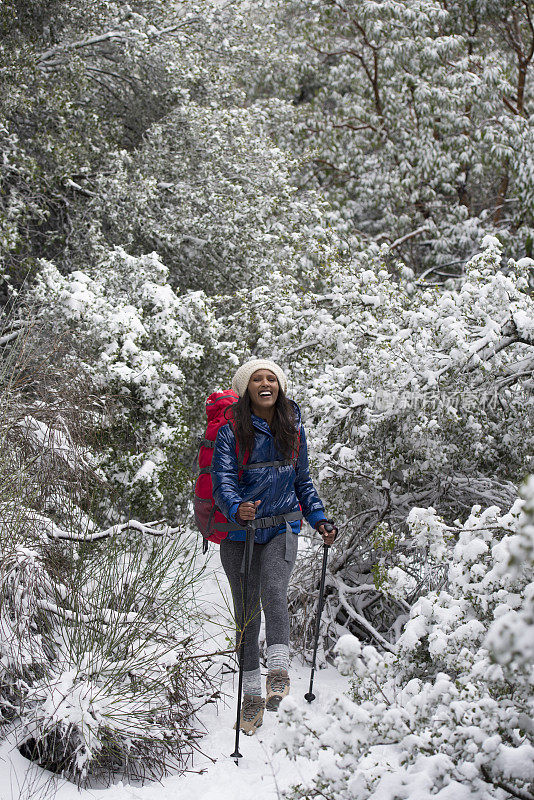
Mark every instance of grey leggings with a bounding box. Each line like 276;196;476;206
220;531;298;672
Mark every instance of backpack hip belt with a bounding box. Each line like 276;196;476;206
213;508;302;532
236;509;302;573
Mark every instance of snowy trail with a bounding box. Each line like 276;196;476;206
0;662;347;800
0;547;348;800
143;661;347;800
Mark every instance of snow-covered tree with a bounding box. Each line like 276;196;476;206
0;0;247;288
77;101;333;293
229;0;534;271
226;236;532;523
32;247;233;520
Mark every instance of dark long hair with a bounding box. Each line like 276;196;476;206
229;387;299;459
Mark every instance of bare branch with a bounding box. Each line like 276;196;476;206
469;333;521;368
460;318;531;380
0;329;24;346
37;598;137;625
63;179;98;198
495;357;534;387
37;30;129;65
36;19;202;68
333;588;396;652
502;93;521;115
331;121;378;133
330;497;390;575
481;764;534;800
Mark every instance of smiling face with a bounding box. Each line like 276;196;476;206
247;369;279;415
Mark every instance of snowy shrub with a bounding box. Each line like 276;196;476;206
0;320;98;724
0;535;54;724
277;481;534;800
0;437;210;785
32;247;232;520
0;320;212;785
1;507;210;785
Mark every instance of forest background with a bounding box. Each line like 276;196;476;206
0;1;533;798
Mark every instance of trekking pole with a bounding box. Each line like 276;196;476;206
304;523;334;703
231;520;255;764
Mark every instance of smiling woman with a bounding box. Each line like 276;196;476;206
210;358;337;735
250;368;279;410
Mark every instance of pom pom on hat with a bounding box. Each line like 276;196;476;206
231;359;287;397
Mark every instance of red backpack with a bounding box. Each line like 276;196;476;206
194;390;248;552
194;390;302;553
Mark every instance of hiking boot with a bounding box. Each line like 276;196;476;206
265;668;290;711
234;693;265;735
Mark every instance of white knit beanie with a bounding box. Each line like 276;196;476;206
231;359;288;397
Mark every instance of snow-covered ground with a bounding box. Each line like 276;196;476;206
0;546;349;800
0;663;347;800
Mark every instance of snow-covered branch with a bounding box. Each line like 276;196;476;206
37;30;129;65
41;518;179;541
36;19;202;68
388;226;431;251
36;598;138;625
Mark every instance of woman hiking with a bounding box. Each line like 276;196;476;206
211;359;337;735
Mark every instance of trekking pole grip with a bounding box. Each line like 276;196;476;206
323;522;334;546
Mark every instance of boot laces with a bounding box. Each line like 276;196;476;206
269;673;289;693
242;697;263;721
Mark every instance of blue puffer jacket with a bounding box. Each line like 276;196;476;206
211;401;326;544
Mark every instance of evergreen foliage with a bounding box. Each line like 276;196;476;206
230;0;534;271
